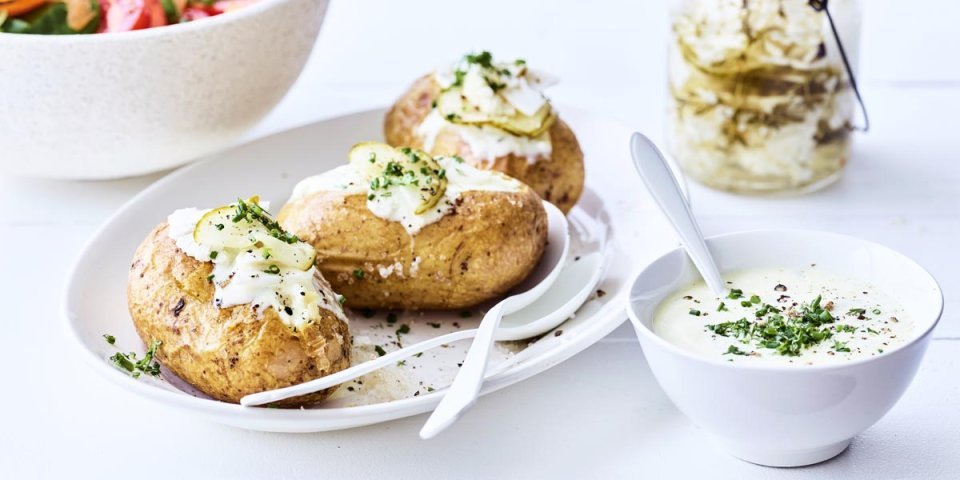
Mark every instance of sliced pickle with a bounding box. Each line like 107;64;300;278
348;142;447;215
257;234;316;271
348;141;410;181
193;204;315;271
489;103;555;137
408;149;447;214
437;89;554;137
193;206;256;249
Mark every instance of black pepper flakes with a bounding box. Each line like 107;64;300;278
172;298;186;317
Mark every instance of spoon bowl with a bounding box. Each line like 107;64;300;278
419;202;570;438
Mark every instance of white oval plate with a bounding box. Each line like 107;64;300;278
63;107;680;433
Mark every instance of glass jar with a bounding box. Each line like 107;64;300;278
666;0;863;194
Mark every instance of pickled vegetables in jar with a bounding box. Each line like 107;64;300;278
666;0;863;194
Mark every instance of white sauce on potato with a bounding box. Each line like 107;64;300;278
416;57;557;164
166;205;347;330
652;267;913;365
290;156;523;235
416;110;552;165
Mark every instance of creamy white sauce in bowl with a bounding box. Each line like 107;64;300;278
652;267;912;366
625;230;943;466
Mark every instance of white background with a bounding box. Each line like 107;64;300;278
1;0;958;478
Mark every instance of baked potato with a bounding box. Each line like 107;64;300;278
127;199;351;407
384;51;584;213
279;142;548;310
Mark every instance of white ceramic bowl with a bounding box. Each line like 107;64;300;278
0;0;328;179
627;230;943;467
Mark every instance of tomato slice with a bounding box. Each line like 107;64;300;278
145;0;166;26
179;5;214;21
213;0;256;13
98;0;150;32
0;0;47;17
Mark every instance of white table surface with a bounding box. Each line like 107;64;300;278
2;0;958;478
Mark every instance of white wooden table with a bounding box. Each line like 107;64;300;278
2;1;957;478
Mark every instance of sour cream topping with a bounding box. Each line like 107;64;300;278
290;156;523;235
652;267;912;365
416;110;553;165
419;55;558;163
166;204;347;330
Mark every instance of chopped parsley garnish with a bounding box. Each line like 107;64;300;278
103;334;116;345
835;324;857;333
396;324;410;336
465;50;494;68
727;289;743;299
832;340;851;353
749;295;761;304
689;309;701;316
110;340;162;379
207;274;215;283
717;302;728;312
264;264;280;275
233;198;299;244
374;345;386;357
337;295;346;305
209;250;218;260
848;308;866;316
397;360;407;367
724;345;748;356
353;269;365;280
707;295;837;357
740;301;753;308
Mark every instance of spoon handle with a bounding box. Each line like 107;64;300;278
630;132;726;295
240;329;478;407
420;302;506;439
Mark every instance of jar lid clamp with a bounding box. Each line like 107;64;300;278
809;0;869;132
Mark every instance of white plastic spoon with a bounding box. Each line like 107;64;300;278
419;202;570;439
629;132;726;295
240;202;577;408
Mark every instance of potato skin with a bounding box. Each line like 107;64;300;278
127;223;351;407
384;75;585;214
278;188;548;310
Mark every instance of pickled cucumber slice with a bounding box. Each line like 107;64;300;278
436;89;554;137
193;206;256;249
348;142;447;215
193;204;315;271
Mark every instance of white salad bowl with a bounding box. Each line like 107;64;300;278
0;0;328;179
627;230;943;467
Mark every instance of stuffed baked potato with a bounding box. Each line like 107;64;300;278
278;142;548;310
127;198;351;407
384;51;584;213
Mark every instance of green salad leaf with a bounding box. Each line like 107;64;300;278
1;1;100;35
